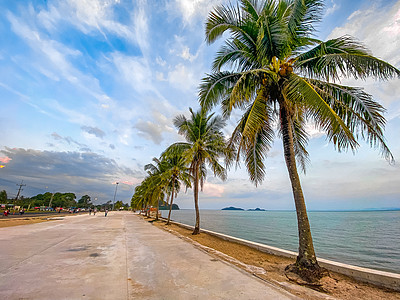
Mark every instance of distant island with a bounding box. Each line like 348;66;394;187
159;203;180;210
221;207;266;211
221;206;244;211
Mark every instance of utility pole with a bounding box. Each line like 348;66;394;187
14;180;26;212
112;182;119;211
15;180;26;201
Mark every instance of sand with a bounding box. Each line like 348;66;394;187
0;216;52;227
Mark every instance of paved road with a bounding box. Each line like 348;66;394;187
0;212;298;299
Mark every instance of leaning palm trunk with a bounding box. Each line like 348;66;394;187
280;104;323;280
192;162;200;235
167;179;175;225
155;200;159;221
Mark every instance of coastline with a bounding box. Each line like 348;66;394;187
152;216;400;299
162;209;400;274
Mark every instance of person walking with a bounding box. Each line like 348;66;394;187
105;209;108;217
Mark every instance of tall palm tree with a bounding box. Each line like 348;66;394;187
168;108;227;234
160;150;192;225
199;0;399;280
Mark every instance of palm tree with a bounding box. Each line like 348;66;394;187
144;158;168;221
160;149;192;225
199;0;399;281
131;181;150;215
168;108;227;234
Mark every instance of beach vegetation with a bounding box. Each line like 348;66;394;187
0;190;7;203
167;108;228;234
160;147;192;225
200;0;399;282
143;157;169;220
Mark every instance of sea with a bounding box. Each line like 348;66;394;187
161;209;400;274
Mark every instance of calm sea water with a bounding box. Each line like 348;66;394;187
161;209;400;274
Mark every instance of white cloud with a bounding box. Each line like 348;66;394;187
168;63;198;91
328;2;400;65
133;111;174;145
180;46;197;62
325;1;340;16
133;0;149;52
38;0;136;44
203;181;225;197
112;52;152;92
174;0;224;25
156;56;167;66
156;71;167;81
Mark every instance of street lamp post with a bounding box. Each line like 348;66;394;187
112;182;119;211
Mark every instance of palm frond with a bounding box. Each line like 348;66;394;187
296;36;400;81
309;79;394;162
212;39;257;72
199;71;242;111
206;2;250;44
283;74;358;152
228;91;275;185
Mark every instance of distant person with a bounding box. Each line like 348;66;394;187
105;209;108;217
89;208;92;215
94;208;97;215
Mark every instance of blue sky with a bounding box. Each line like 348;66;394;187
0;0;399;210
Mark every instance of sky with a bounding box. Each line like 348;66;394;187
0;0;399;210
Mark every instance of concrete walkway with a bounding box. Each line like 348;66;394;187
0;212;298;299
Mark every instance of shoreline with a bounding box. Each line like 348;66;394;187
161;209;399;274
167;218;400;290
151;215;400;299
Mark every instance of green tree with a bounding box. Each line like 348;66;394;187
114;200;124;210
200;0;399;280
78;195;92;208
144;157;169;221
160;147;192;225
0;190;7;203
170;108;227;234
131;182;149;213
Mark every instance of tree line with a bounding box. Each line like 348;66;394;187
130;0;400;283
0;190;128;210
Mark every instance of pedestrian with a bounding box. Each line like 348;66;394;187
94;208;97;215
89;208;92;215
105;209;108;217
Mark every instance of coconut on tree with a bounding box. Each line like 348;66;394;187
200;0;399;281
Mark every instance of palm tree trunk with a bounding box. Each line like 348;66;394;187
155;199;159;221
192;162;200;235
167;179;175;225
280;104;320;274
